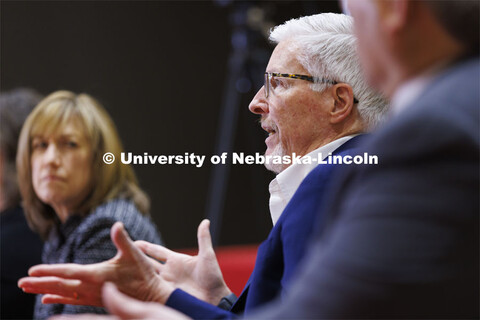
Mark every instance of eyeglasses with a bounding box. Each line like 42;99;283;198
264;72;359;103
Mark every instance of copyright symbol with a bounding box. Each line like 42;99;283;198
103;153;115;164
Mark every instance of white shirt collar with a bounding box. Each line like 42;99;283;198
391;61;449;117
268;135;358;225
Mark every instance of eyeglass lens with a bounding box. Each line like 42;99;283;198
264;73;270;98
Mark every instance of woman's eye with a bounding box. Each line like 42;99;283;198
32;141;47;149
66;141;78;148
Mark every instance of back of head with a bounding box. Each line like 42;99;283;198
17;90;149;238
0;88;43;210
269;13;389;129
424;0;480;56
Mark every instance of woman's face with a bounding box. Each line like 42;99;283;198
31;117;93;221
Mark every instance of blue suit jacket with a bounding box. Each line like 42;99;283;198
252;57;479;319
166;135;367;319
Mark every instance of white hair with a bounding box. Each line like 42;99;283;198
270;13;388;129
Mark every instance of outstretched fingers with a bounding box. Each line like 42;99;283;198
27;263;101;280
19;276;81;297
110;222;141;261
18;276;104;307
197;219;214;257
144;255;164;273
42;294;88;306
111;222;158;270
135;240;171;263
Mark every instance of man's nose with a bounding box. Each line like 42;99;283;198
248;86;269;114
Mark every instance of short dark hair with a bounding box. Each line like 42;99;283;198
0;88;43;209
424;0;480;55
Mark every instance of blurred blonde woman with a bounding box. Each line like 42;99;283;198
17;90;162;319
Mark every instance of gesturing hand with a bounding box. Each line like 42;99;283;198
18;222;174;307
50;283;191;320
135;219;232;305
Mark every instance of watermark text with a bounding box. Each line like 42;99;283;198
103;152;379;167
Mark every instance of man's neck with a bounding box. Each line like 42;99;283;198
386;9;465;99
390;60;450;116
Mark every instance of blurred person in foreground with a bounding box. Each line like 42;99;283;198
15;90;163;319
18;13;388;319
47;0;479;318
0;88;44;319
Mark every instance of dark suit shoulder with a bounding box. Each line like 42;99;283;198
376;57;479;151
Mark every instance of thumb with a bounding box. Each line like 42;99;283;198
197;219;214;256
103;283;191;320
102;282;146;318
111;222;141;260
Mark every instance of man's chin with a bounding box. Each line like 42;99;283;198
264;146;287;174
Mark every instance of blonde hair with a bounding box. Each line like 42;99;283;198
17;90;150;239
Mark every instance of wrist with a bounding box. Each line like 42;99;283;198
209;285;232;305
217;293;237;310
148;280;175;305
218;286;232;301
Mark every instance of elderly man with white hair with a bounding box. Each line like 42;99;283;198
19;13;387;320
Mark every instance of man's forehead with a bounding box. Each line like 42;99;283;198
266;40;307;74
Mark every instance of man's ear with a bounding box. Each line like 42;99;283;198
375;0;410;35
329;84;355;124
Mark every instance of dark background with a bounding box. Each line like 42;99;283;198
1;0;340;249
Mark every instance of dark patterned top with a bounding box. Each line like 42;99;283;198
34;198;163;319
